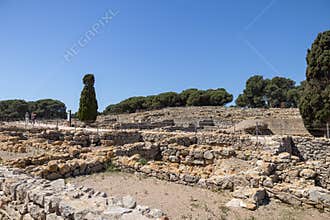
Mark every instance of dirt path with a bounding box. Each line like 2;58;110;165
68;172;330;220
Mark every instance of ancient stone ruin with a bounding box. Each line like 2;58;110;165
0;107;329;219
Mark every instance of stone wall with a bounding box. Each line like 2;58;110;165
111;120;175;130
259;136;330;190
114;148;330;211
1;125;330;213
0;166;166;220
293;137;330;190
13;126;249;149
292;137;330;161
97;107;308;135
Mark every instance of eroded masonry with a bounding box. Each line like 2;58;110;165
0;107;329;219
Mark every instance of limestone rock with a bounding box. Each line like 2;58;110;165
122;195;137;209
299;169;316;179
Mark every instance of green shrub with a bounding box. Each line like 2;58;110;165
139;158;148;165
105;161;120;172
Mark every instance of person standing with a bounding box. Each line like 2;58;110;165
25;112;30;127
31;112;37;125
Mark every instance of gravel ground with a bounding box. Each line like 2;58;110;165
68;172;330;220
0;150;33;161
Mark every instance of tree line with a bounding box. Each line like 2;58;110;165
235;75;302;108
0;30;328;137
100;30;329;136
0;99;67;120
103;88;233;114
103;76;305;115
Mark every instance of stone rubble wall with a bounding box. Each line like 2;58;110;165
2;125;251;148
258;136;330;190
0;166;166;220
291;137;330;190
5;147;113;181
97;107;307;135
1;125;330;213
114;150;330;211
160;144;236;165
292;137;330;161
111;120;175;130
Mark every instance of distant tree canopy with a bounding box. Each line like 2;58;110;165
78;74;98;123
28;99;67;119
0;99;66;120
299;30;330;137
235;75;302;108
103;88;233;114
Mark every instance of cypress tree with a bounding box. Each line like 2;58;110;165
299;30;330;136
78;74;98;123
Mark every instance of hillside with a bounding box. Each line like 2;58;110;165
97;106;308;136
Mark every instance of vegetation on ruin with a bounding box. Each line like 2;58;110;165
299;30;330;137
78;74;99;123
103;88;233;114
235;75;302;108
0;99;66;120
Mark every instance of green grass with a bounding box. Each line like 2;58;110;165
105;161;120;172
138;158;148;165
219;205;230;216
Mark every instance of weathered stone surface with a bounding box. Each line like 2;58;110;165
1;121;330;214
0;166;166;219
300;169;316;179
203;151;214;160
122;195;137;209
225;198;256;210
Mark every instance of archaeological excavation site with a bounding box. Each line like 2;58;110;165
0;107;329;220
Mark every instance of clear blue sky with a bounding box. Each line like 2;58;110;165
0;0;329;111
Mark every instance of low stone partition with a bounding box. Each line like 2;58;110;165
292;137;330;190
114;151;330;211
0;166;166;220
114;142;160;160
5;147;113;181
141;131;252;149
141;132;195;145
1;125;252;150
160;144;236;165
1;125;330;213
39;130;143;147
196;132;250;146
259;136;330;190
112;120;175;130
292;137;330;161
